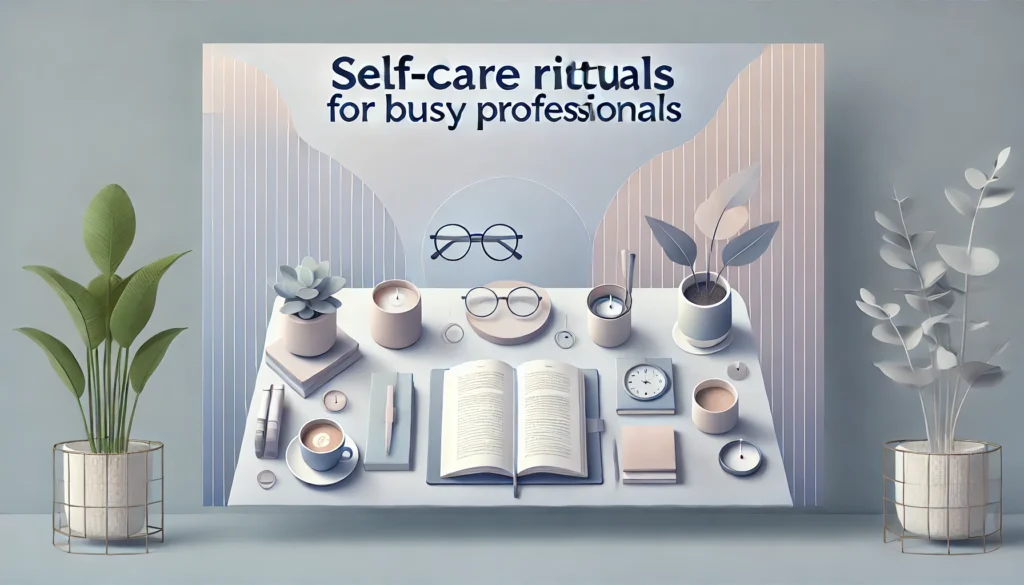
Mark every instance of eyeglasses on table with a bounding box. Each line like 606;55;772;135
429;223;523;261
462;286;542;318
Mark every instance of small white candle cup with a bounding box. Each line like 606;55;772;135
370;279;422;349
692;378;739;434
586;284;631;348
718;439;763;476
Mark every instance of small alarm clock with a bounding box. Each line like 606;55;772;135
616;358;676;414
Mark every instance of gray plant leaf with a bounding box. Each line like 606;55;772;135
859;288;877;304
313;261;330;281
856;300;890;320
921;313;952;335
281;300;305;315
880;244;915;271
880;303;901;318
309;300;336;314
875;361;936;388
298;307;315;319
965;168;989;190
882;232;910;250
296;287;318;300
936;346;959;370
919;260;947;289
988;339;1010;362
979;188;1015;209
936;244;1000;276
326;296;342;308
312;278;323;288
297;266;314;287
957;361;1000;386
972;368;1006;389
929;322;954;352
872;322;923;350
875;211;903;235
274;282;300;299
300;256;318;271
995;147;1011;172
646;216;698;268
944;188;976;218
279;265;298;281
316;275;347;300
721;221;779;267
904;293;929;312
969;320;990;332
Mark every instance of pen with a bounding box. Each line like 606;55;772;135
385;384;395;455
612;438;620;484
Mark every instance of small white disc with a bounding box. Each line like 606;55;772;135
257;470;277;490
727;361;749;381
554;330;575;349
323;390;348;412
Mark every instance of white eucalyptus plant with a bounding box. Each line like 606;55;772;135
857;147;1013;454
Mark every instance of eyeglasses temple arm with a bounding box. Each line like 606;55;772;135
496;239;523;260
431;240;456;260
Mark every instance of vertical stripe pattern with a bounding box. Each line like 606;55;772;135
201;51;407;506
590;44;824;506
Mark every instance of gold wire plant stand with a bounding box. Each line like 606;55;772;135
883;439;1001;555
52;440;164;554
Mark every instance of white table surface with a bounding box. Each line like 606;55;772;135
229;288;793;507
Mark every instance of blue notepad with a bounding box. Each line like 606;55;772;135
364;373;414;471
426;367;603;486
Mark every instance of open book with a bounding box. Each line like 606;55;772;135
440;359;588;479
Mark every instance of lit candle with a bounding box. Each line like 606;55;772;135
590;294;626;319
719;439;764;477
373;283;418;313
389;287;406;308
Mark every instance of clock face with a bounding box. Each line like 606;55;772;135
624;364;670;401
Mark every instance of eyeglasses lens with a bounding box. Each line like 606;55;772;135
435;224;472;260
465;287;499;317
482;224;518;261
507;287;540;317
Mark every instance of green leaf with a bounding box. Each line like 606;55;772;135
23;266;106;350
14;328;85;398
83;184;136;276
129;327;186;394
88;274;125;340
110;251;190;347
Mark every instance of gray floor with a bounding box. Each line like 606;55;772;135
2;513;1020;584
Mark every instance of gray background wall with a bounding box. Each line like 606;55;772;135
2;0;1023;515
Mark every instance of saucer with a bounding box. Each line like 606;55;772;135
672;326;734;355
285;436;360;486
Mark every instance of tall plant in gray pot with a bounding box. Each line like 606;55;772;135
647;164;779;353
15;184;189;540
858;148;1012;543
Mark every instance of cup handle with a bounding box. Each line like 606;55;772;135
339;445;354;462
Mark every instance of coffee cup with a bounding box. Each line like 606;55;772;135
691;378;739;434
298;418;353;471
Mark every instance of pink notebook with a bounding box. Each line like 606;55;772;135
620;425;676;472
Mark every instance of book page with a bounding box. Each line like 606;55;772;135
439;359;515;478
515;360;586;477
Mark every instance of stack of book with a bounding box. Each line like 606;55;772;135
265;328;361;398
619;425;677;484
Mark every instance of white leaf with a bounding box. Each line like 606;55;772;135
880;245;915;270
859;288;876;304
972;369;1006;389
875;211;903;234
713;206;750;240
957;361;1000;386
979;188;1015;209
694;165;761;237
872;323;923;349
881;303;901;318
882;232;910;250
905;293;929;312
995;146;1011;172
936;346;959;370
989;339;1010;362
875;361;936;388
920;260;947;288
921;313;952;335
944;188;976;218
936;244;1000;276
965;168;989;190
926;290;951;302
911;231;935;249
856;300;889;320
969;321;990;331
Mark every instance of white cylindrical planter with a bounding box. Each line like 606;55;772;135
893;441;992;540
676;272;732;348
61;441;149;539
282;311;337;357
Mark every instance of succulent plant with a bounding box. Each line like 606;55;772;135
275;256;346;320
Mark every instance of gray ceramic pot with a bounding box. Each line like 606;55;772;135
676;272;732;348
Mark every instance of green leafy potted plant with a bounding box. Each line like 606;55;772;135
273;256;345;357
15;184;188;539
646;164;779;352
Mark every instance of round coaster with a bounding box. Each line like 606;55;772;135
672;325;734;355
442;322;465;343
465;280;552;346
554;330;576;349
257;470;277;490
323;390;348;412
